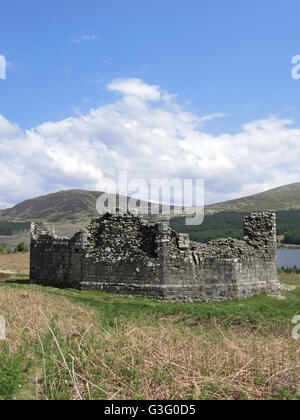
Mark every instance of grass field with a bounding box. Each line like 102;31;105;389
0;254;299;400
0;253;29;276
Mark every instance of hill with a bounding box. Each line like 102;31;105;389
205;183;300;214
1;182;300;224
0;190;102;222
0;190;178;223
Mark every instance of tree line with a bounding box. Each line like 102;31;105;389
0;221;31;236
0;242;29;253
170;209;300;244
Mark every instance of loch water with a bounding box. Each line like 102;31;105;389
277;248;300;268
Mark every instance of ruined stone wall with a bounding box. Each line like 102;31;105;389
142;213;278;302
30;212;279;302
30;214;166;298
30;224;82;287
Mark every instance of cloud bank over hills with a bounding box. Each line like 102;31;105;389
1;78;300;208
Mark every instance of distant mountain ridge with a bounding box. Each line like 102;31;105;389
0;190;180;223
206;183;300;214
1;182;300;223
0;190;102;222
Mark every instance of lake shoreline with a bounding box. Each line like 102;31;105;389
277;244;300;249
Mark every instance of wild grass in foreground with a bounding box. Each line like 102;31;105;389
0;273;299;400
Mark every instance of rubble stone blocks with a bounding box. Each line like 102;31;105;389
30;212;280;302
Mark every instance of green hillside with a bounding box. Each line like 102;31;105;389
206;183;300;214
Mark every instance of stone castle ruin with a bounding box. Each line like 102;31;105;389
30;212;279;302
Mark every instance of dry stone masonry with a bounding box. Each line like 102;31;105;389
30;212;279;302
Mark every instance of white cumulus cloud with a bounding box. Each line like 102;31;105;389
0;78;300;208
108;78;176;102
71;34;97;43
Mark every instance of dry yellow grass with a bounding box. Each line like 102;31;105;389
0;284;299;400
63;321;299;400
0;252;29;275
0;286;98;353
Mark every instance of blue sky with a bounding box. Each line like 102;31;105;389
1;0;300;207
